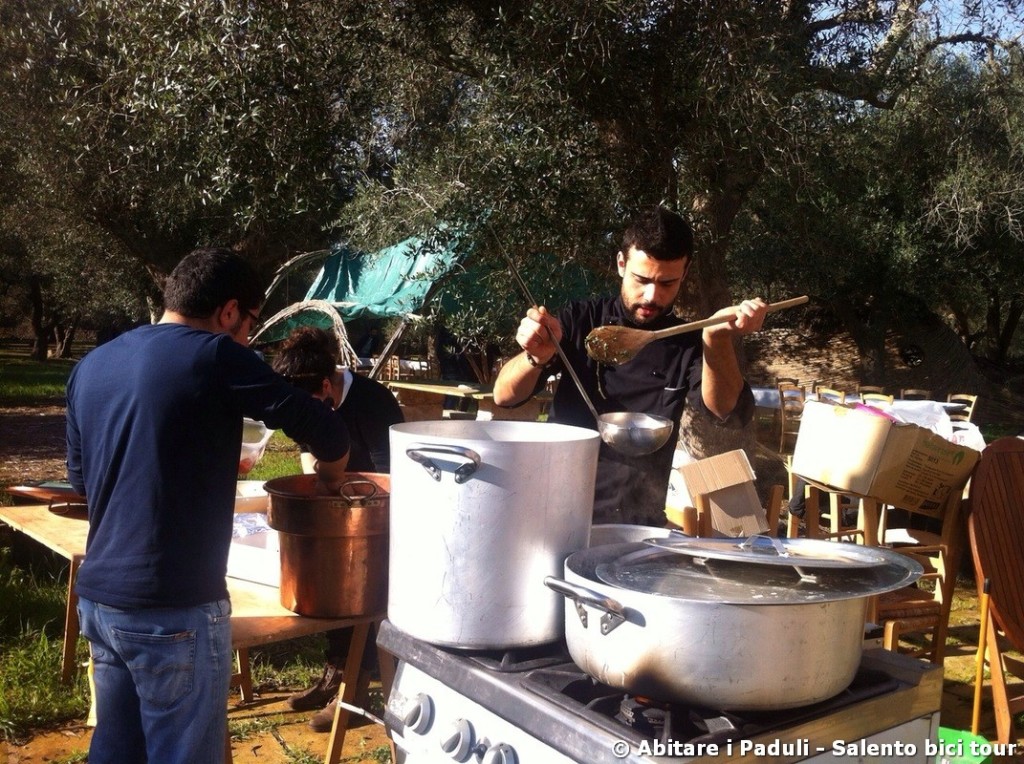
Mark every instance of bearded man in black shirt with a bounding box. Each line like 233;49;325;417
493;206;767;525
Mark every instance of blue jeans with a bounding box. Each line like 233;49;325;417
78;597;233;764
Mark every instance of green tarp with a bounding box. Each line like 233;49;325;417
254;227;608;347
306;234;465;320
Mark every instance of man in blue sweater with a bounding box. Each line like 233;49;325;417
66;248;351;764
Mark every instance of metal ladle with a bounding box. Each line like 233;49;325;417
494;242;673;457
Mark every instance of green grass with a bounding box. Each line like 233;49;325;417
248;431;303;480
0;548;91;741
0;352;76;406
51;752;89;764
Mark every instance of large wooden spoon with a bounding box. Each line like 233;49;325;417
585;295;809;365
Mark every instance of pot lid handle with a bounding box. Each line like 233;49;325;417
737;534;790;558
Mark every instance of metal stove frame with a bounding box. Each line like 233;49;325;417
379;619;943;763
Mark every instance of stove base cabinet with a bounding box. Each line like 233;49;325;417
801;714;940;763
386;663;577;763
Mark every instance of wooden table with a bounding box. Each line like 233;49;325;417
387;379;552;421
5;481;85;506
0;503;387;764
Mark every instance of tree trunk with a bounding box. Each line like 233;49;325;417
993;294;1022;365
28;278;48;362
686;153;763;315
52;320;79;359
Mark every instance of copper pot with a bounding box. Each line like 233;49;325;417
265;473;389;617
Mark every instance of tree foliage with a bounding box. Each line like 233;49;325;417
339;0;1023;314
2;0;1022;369
729;49;1024;375
2;0;398;278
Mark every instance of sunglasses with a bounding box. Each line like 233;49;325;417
244;309;263;336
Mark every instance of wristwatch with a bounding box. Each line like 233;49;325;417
525;352;551;369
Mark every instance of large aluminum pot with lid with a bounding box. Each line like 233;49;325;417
546;534;922;710
389;420;599;649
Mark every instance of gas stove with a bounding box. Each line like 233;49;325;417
379;619;943;763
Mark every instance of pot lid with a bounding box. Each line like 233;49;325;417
592;541;922;604
643;534;889;569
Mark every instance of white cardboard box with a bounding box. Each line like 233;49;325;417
227;529;281;587
234;480;269;513
667;449;769;537
792;401;980;516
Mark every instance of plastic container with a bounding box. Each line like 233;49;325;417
238;418;274;474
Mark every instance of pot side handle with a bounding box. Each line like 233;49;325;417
543;576;626;634
404;444;481;484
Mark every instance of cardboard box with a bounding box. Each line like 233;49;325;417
667;449;768;537
791;401;980;516
227;529;281;587
234;480;269;513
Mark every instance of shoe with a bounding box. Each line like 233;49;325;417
309;699;338;733
308;685;375;733
287;663;342;712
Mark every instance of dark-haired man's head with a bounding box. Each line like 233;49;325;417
616;207;694;326
162;248;265;345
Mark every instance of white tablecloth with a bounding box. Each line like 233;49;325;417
751;388;964;413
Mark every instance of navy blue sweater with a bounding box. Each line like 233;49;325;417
66;323;350;608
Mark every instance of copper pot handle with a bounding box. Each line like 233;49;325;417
338;479;379;504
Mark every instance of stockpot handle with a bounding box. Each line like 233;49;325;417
404;444;481;484
544;576;626;634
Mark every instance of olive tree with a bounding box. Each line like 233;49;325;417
1;0;396;284
336;0;1022;319
729;50;1024;377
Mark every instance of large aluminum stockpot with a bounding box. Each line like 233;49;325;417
389;420;600;649
546;536;922;710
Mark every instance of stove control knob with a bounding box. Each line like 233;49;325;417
482;742;518;764
440;718;474;761
400;693;433;735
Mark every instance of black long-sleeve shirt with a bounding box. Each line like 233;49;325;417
538;295;754;525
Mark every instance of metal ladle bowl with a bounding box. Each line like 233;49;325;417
597;412;674;456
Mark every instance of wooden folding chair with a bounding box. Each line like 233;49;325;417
900;388;932;401
777;383;805;455
874;486;968;664
857;385;887;395
967;437;1024;744
814;386;847;405
947;392;979;423
860;392;894;408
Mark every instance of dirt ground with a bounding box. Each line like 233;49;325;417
1;404;1022;762
0;688;393;763
0;405;69;488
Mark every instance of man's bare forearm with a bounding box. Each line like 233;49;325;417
701;334;744;419
492;352;546;407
